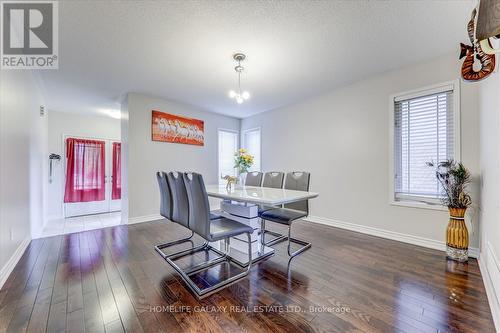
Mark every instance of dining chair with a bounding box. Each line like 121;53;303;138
258;171;285;216
259;171;311;258
245;171;263;186
156;171;172;220
154;171;221;259
164;172;254;299
154;171;196;259
262;171;284;188
257;171;286;244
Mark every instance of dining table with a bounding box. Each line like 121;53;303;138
205;184;319;266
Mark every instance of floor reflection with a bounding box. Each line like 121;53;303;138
394;259;474;331
4;221;494;332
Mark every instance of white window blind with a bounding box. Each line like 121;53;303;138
394;88;455;201
218;129;238;183
243;128;261;172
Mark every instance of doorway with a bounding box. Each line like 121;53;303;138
63;136;121;217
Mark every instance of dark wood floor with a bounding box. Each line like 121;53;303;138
0;219;495;333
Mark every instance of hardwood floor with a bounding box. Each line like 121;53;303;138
0;220;495;333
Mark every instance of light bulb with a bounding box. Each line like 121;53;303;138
242;91;250;100
236;96;243;104
229;90;237;98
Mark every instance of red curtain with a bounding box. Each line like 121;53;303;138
64;138;106;203
112;142;121;200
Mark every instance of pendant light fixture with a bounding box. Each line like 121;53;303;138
228;53;250;104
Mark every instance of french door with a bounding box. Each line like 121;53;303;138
64;136;121;217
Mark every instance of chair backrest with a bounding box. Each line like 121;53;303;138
183;172;211;239
166;171;189;228
283;171;311;214
245;171;263;187
262;172;284;188
156;171;172;220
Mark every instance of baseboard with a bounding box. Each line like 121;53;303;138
304;215;479;258
0;237;31;290
127;214;163;225
478;243;500;332
127;214;480;258
470;247;480;259
46;214;63;221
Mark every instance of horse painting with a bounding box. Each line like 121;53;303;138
151;110;204;146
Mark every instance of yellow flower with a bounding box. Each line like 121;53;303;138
240;154;253;165
239;148;247;154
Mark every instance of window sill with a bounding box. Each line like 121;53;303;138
390;200;448;212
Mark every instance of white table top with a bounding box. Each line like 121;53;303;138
205;185;318;205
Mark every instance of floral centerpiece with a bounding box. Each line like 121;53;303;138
427;159;472;262
234;148;254;185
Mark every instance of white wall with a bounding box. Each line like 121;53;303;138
241;53;480;249
30;89;49;239
122;93;240;221
47;111;121;219
479;59;500;328
120;97;130;223
0;70;47;284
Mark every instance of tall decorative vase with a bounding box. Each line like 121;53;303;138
446;207;469;262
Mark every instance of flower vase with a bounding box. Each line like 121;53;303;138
239;172;246;187
446;207;469;262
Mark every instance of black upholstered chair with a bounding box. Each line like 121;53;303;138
164;172;254;299
260;171;311;257
245;171;263;186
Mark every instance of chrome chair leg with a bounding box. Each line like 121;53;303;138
166;240;209;261
183;239;231;276
260;219;311;258
287;223;311;257
154;230;197;258
260;219;287;246
164;233;253;299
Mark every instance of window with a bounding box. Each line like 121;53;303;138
391;82;459;205
218;129;238;184
242;128;261;172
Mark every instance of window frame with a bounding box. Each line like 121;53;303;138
388;80;461;210
242;127;262;172
217;128;239;184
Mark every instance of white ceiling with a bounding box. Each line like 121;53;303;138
40;0;474;119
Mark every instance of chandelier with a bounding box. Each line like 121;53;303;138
228;53;250;104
